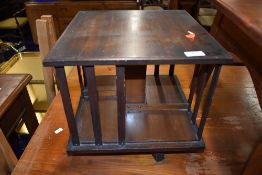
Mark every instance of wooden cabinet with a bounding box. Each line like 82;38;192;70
25;1;139;44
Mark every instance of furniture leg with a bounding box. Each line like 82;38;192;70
169;65;175;76
152;153;165;162
82;65;87;87
154;65;159;76
188;64;200;111
116;66;126;145
55;67;80;145
77;66;84;90
84;66;102;145
197;65;222;139
21;90;39;137
191;65;209;124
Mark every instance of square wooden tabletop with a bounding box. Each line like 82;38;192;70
43;10;232;66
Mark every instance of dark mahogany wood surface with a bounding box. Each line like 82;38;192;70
211;0;262;108
212;0;262;75
213;0;262;48
213;0;262;76
0;74;31;118
12;66;262;174
44;10;232;66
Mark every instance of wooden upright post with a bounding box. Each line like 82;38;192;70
41;15;58;49
36;17;56;105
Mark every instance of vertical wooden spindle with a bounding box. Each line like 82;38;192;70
197;65;221;139
191;65;208;124
188;65;200;111
116;66;126;144
84;66;102;145
169;64;175;76
55;67;80;145
154;65;159;76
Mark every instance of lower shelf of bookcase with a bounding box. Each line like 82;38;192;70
68;75;204;154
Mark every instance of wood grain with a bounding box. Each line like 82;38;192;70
25;1;139;44
36;19;56;105
211;0;262;109
0;74;39;174
12;65;262;175
43;10;232;66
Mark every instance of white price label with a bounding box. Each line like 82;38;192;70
184;51;206;57
54;128;63;134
